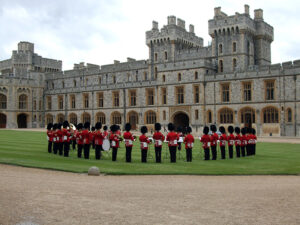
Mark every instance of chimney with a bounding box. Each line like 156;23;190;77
189;24;194;33
244;4;249;15
168;15;176;25
254;9;264;20
152;21;158;30
214;7;221;17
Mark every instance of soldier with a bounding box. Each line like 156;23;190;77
46;123;53;153
139;126;151;163
52;123;58;154
166;123;179;163
219;126;227;159
152;123;164;163
103;125;109;139
210;124;218;160
241;127;247;157
82;122;91;159
91;126;96;149
227;126;235;159
62;121;71;157
71;124;77;150
76;123;84;158
57;123;63;156
234;127;241;158
200;126;210;160
110;125;120;161
177;126;183;151
183;126;194;162
123;123;134;163
94;122;103;160
252;128;257;155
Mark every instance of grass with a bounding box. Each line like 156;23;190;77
0;130;299;175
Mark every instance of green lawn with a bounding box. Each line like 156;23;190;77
0;130;299;175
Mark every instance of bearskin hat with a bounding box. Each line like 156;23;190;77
116;125;120;131
252;128;256;135
53;123;57;130
141;126;148;134
210;124;217;132
91;126;95;131
241;127;246;135
228;126;234;134
168;123;175;131
103;125;108;131
57;123;62;129
187;126;192;133
77;123;83;130
234;127;240;134
95;122;102;130
63;120;69;128
125;123;131;132
203;126;209;135
110;125;117;132
154;123;161;131
219;126;225;134
176;126;183;132
84;122;90;130
47;123;53;130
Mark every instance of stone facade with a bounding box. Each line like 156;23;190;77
0;5;299;136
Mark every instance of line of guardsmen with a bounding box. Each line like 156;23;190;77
46;121;257;163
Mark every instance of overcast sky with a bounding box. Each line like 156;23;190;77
0;0;299;70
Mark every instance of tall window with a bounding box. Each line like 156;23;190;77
162;75;166;82
233;42;237;52
33;100;36;110
221;83;230;102
243;82;252;101
73;80;76;87
219;44;223;54
287;108;292;123
265;80;275;100
98;77;102;85
19;94;27;109
219;108;233;124
113;75;116;84
147;89;154;105
69;113;77;125
70;95;76;109
154;67;158;79
194;86;200;103
240;108;255;123
154;53;158;61
233;58;237;70
178;73;181;81
163;111;166;120
58;96;64;110
112;112;122;124
129;90;137;106
98;92;104;108
194;71;198;80
195;110;199;120
176;87;184;104
113;92;119;107
161;88;167;105
219;60;223;73
82;113;91;123
47;96;52;110
46;114;53;124
263;107;279;123
83;94;89;108
0;94;7;109
144;72;148;81
164;51;168;60
207;110;212;123
96;112;106;124
39;100;42;110
145;111;156;124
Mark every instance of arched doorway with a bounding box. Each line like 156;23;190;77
17;113;27;128
127;111;138;130
0;113;6;128
173;112;189;130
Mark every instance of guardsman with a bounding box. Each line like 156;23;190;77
152;123;164;163
219;126;227;159
183;126;194;162
76;123;84;158
245;127;251;156
252;128;257;155
210;124;218;160
177;126;183;151
241;127;247;157
200;126;210;160
166;123;179;163
234;127;241;158
52;123;58;154
94;122;104;160
46;123;53;153
62;121;71;157
82;122;91;159
123;123;134;163
227;126;235;159
71;124;77;150
90;126;96;149
110;125;120;161
139;126;150;163
57;123;63;156
103;125;109;139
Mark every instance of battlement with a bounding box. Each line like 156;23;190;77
18;41;34;53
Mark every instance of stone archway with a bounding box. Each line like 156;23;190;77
17;113;27;128
127;111;139;130
0;113;6;128
173;112;189;130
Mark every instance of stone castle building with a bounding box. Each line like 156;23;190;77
0;5;299;136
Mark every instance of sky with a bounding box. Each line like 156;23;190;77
0;0;300;70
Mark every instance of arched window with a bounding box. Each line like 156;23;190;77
0;94;7;109
263;107;279;123
57;113;65;124
287;108;292;123
145;111;156;124
219;60;223;73
82;113;91;124
96;112;106;125
178;73;181;81
240;107;255;124
69;113;77;125
19;94;27;109
219;44;223;54
219;108;233;124
127;111;139;130
111;112;122;124
46;114;53;124
83;94;89;108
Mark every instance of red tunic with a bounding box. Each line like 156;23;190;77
139;134;150;150
47;130;53;142
241;135;248;147
200;134;210;149
61;128;71;142
219;134;227;147
152;132;164;147
94;130;104;145
81;130;90;145
123;131;134;147
166;132;179;147
76;131;83;145
210;133;219;146
102;131;109;139
109;134;119;148
235;134;242;146
184;134;194;149
227;134;235;146
57;130;63;143
72;130;77;141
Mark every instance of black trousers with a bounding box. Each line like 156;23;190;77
211;146;217;160
236;145;241;158
155;146;162;163
63;142;70;157
58;143;63;156
221;146;226;159
53;142;58;154
141;149;148;163
77;144;83;158
92;141;95;149
126;146;132;162
253;144;256;155
84;144;90;159
241;146;246;157
48;141;52;153
169;146;177;163
95;145;102;160
112;147;118;161
178;143;182;150
186;148;192;162
228;145;233;158
72;140;76;150
246;145;250;156
204;148;210;160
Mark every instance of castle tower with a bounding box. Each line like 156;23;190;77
208;5;273;73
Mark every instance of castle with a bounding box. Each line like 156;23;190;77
0;5;299;136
